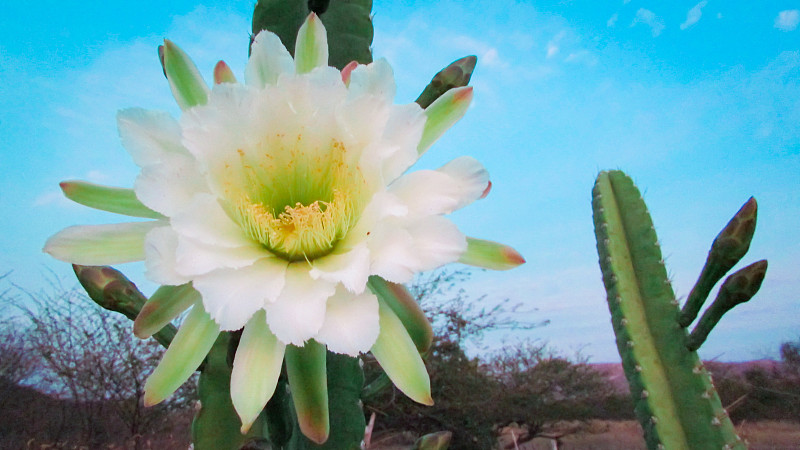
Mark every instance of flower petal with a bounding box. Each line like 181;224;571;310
193;257;288;331
294;13;328;74
347;59;396;103
371;298;432;405
231;310;286;433
59;180;163;219
315;288;379;356
376;103;426;182
117;108;185;168
170;193;255;248
174;234;267;277
144;226;193;285
366;276;432;354
246;30;294;87
389;156;489;216
161;39;209;109
417;86;473;156
134;152;209;216
265;263;335;346
309;244;370;293
134;283;200;339
144;304;220;406
458;237;526;271
285;341;329;444
44;221;159;265
368;216;467;283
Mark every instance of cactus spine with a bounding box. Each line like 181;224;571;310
592;170;745;450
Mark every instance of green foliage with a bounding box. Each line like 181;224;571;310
363;270;612;448
251;0;373;70
192;333;268;450
284;352;365;449
592;170;747;449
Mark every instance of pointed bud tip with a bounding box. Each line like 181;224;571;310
239;421;254;435
143;391;162;407
341;60;358;84
213;60;236;84
453;86;474;102
59;181;73;193
504;247;526;266
421;394;434;406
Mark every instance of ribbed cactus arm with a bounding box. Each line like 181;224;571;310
592;171;745;450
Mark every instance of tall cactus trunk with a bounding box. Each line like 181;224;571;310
592;170;746;450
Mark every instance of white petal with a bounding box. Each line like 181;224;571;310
308;244;370;293
369;216;467;283
367;219;417;283
405;216;468;270
144;226;193;285
316;288;379;356
231;310;286;433
174;234;269;277
347;59;396;103
134;152;208;216
246;30;294;88
294;13;328;74
44;221;159;265
376;103;426;183
117;108;185;167
389;156;489;216
193;257;288;331
265;263;335;346
170;193;254;248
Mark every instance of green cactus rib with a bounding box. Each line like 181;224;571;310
592;171;745;450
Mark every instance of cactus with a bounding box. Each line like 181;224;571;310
592;170;752;450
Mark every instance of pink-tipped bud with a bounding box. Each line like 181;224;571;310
341;60;358;85
213;60;237;84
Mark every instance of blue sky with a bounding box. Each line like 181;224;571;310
1;0;798;362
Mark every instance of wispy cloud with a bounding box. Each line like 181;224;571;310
774;10;799;31
632;8;665;37
680;1;708;30
607;13;618;28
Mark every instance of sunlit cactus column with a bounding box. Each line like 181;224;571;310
592;170;767;450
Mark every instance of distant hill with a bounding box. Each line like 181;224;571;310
589;359;786;394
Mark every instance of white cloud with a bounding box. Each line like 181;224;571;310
546;31;566;59
607;13;619;28
631;8;665;37
774;10;799;31
680;1;708;30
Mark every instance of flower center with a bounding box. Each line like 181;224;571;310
225;134;366;261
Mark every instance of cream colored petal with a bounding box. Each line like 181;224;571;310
315;288;380;357
231;310;286;433
246;30;294;87
265;263;335;346
117;108;185;168
174;234;268;277
193;257;288;331
371;298;432;405
389;156;489;216
134;152;208;217
170;193;254;248
308;244;370;293
294;13;328;74
144;304;220;406
368;216;467;283
144;226;193;286
44;221;159;265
